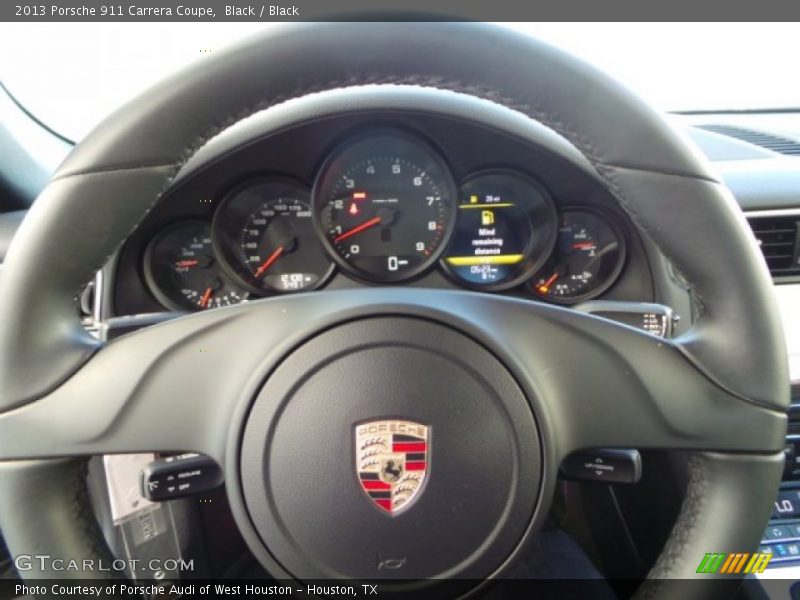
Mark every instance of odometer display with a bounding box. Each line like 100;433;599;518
313;132;457;282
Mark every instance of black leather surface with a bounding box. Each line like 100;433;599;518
598;166;781;404
0;22;789;592
0;459;119;580
0;22;787;410
0;167;171;400
638;452;784;598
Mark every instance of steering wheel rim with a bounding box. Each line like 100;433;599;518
0;22;789;599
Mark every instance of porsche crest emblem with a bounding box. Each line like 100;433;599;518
356;420;429;515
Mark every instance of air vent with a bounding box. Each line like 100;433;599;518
747;215;800;278
699;124;800;156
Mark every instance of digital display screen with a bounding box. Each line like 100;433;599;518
442;171;557;290
445;197;529;284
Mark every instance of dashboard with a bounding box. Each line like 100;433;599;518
114;113;652;318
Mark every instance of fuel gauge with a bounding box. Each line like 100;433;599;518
531;209;626;304
441;170;557;291
144;221;248;311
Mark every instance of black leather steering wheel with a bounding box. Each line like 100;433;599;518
0;22;789;599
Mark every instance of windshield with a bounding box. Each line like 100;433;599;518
1;22;799;142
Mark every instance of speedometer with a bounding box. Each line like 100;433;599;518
313;131;457;282
212;178;334;295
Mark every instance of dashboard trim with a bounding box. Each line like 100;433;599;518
114;92;654;317
744;208;800;218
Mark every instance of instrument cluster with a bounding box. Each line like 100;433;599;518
143;129;627;311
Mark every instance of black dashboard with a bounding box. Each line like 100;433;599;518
113;111;654;317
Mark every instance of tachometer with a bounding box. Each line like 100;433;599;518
313;131;457;282
212;179;334;294
144;221;248;311
441;170;558;290
530;208;626;303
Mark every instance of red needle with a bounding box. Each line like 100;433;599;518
176;260;199;268
253;246;285;278
572;242;595;250
537;273;559;294
334;216;382;243
199;287;213;308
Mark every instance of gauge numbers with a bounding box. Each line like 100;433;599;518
314;133;457;282
144;221;248;311
212;179;334;295
531;209;626;303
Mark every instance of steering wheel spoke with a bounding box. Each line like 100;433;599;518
478;299;787;460
0;290;784;469
0;305;283;463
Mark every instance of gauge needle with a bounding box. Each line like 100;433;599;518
176;259;199;269
581;241;619;270
537;272;559;294
334;216;382;243
199;287;213;308
572;242;596;250
253;246;285;279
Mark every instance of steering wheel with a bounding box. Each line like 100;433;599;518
0;22;789;599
